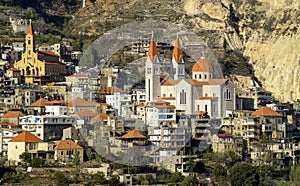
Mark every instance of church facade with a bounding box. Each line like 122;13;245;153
14;22;66;85
145;35;235;126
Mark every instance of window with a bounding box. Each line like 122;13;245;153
170;94;172;97
225;89;231;100
163;94;166;97
179;68;184;75
147;68;151;74
205;105;208;112
199;74;202;79
28;39;31;45
180;90;186;104
204;74;207;79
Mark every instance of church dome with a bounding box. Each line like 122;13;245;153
192;57;214;73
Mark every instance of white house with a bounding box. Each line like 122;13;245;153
106;89;132;117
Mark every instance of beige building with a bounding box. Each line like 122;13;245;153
8;131;43;162
14;22;66;85
212;134;244;156
54;140;84;162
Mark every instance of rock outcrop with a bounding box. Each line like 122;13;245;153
71;0;299;101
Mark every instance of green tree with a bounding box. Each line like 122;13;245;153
87;148;93;161
224;151;240;167
19;152;31;164
108;175;121;186
73;150;80;166
145;174;153;184
228;163;259;186
54;171;67;184
169;172;184;183
71;168;80;183
93;171;106;184
212;164;227;182
180;176;198;186
289;167;300;186
138;175;145;184
95;153;102;163
31;156;44;167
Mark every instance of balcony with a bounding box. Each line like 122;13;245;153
23;126;36;132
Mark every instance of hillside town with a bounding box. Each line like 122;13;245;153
0;19;300;185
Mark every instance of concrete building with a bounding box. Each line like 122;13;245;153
19;115;74;141
0;124;22;156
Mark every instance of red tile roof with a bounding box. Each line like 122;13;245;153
134;103;145;107
44;61;64;65
122;130;146;139
208;79;227;85
91;112;109;122
259;89;271;93
67;73;87;77
184;79;209;85
100;103;112;107
197;96;217;100
172;37;183;63
160;97;176;100
68;97;97;107
1;111;25;119
216;134;233;138
8;67;20;71
192;57;214;73
0;123;18;127
161;80;180;86
155;105;176;109
196;111;207;115
9;131;42;143
48;100;66;105
38;50;59;57
54;140;82;150
105;87;124;94
30;98;50;107
76;109;96;117
252;107;281;117
148;37;158;62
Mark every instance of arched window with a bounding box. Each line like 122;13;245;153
26;67;30;75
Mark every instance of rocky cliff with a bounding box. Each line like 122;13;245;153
70;0;299;101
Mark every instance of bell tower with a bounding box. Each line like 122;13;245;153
145;33;161;102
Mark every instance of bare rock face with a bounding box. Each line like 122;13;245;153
74;0;300;101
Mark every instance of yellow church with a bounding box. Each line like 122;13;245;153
14;21;66;85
